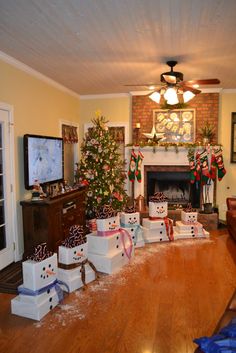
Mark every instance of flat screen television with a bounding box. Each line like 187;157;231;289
24;134;64;189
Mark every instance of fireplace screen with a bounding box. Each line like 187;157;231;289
146;171;200;208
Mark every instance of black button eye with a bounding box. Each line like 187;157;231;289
43;267;45;271
48;264;51;268
81;249;83;252
74;250;76;254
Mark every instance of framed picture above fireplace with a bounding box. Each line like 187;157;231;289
153;108;196;143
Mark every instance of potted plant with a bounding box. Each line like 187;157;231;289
199;122;215;145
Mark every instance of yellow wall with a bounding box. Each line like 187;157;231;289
79;95;132;144
0;59;80;255
218;92;236;220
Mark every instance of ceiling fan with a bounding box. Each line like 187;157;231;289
125;60;220;105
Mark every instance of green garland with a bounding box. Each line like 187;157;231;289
126;141;222;153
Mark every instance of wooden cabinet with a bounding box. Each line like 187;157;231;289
20;188;87;258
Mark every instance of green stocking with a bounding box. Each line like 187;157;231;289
135;150;144;183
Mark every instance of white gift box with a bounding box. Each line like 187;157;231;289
87;231;132;256
11;286;59;321
174;228;209;240
57;264;95;293
22;253;57;291
174;221;209;239
58;242;88;265
120;212;140;226
96;215;120;232
175;221;203;234
181;210;198;223
88;249;133;275
149;201;168;218
142;218;167;230
121;226;145;248
143;228;169;243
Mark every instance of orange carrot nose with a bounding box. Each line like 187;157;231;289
76;252;83;257
46;269;56;276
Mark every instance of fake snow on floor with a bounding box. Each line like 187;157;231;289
33;237;213;330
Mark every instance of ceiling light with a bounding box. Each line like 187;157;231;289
149;91;161;103
164;87;177;101
149;85;196;105
183;90;195;103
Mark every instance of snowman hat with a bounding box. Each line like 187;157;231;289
183;203;196;213
96;204;117;219
124;204;136;213
149;192;168;203
27;242;53;262
62;225;87;248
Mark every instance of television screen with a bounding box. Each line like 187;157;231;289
24;134;64;189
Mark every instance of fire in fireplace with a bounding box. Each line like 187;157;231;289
145;166;201;208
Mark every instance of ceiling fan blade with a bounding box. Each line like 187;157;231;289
181;78;220;86
181;85;201;95
162;74;177;84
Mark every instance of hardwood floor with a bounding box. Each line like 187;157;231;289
0;230;236;353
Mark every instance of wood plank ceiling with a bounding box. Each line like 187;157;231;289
0;0;236;95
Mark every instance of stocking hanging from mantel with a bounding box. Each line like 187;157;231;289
62;124;78;144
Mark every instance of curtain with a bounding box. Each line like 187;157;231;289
62;124;78;144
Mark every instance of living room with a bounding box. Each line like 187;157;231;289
0;1;236;353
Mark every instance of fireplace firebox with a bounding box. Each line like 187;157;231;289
144;165;201;208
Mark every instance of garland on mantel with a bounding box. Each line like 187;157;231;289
126;141;222;153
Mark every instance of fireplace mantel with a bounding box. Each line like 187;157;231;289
125;146;214;205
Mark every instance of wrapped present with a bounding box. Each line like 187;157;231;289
181;203;198;224
149;192;168;218
96;204;120;232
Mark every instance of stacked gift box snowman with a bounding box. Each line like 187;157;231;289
57;225;98;293
11;243;64;321
142;192;174;243
87;205;134;274
120;204;145;248
174;203;209;239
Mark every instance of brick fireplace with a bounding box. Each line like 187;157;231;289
125;146;214;209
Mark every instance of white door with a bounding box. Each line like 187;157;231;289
0;108;15;270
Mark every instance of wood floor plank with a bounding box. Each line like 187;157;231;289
0;231;236;353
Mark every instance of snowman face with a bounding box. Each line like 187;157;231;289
22;253;58;291
127;214;140;225
38;256;57;285
184;212;197;223
71;244;87;263
58;243;88;265
149;201;168;218
97;215;120;231
106;216;119;231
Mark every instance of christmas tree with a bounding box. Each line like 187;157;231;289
76;114;128;219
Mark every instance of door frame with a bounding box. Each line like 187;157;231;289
0;102;18;267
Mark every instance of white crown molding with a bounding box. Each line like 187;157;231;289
200;88;222;93
80;93;130;100
130;88;223;96
0;50;80;99
222;89;236;93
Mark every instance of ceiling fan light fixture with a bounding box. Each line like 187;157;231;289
183;90;195;103
167;95;179;105
164;87;176;101
149;91;161;103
